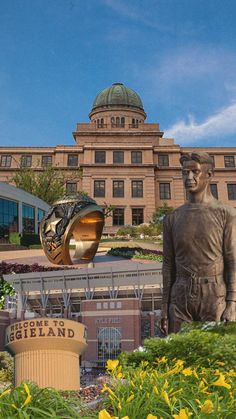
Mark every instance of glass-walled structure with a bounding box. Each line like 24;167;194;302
22;204;35;234
0;182;49;241
0;198;18;242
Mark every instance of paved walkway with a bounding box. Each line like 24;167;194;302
0;247;137;268
0;240;162;268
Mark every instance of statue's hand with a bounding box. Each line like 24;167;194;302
221;301;236;322
160;317;168;336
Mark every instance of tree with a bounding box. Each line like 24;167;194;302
151;202;174;233
12;165;82;205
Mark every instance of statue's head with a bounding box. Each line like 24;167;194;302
180;152;214;195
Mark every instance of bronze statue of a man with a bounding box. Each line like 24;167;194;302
161;152;236;335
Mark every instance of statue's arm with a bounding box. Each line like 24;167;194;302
161;215;175;334
221;210;236;321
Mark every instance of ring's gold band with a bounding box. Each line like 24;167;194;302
40;195;104;265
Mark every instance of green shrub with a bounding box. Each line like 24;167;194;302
120;323;236;370
9;232;21;245
0;352;14;382
116;225;138;237
20;234;41;247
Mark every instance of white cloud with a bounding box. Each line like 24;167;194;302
103;0;172;32
165;102;236;143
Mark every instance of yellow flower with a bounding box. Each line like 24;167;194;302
126;393;134;402
161;390;171;407
227;369;236;377
156;356;168;364
175;359;184;368
163;380;169;389
117;372;123;379
99;409;112;419
182;368;193;376
201;399;214;414
216;361;225;366
22;383;32;407
101;384;118;400
153;385;159;395
0;388;11;398
121;417;129;419
140;370;147;380
141;361;149;367
106;359;119;370
193;370;199;379
147;415;158;419
173;408;189;419
118;402;122;411
212;373;231;390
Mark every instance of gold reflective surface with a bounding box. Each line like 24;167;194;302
40;194;105;265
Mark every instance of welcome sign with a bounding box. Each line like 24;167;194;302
5;318;87;390
6;319;75;343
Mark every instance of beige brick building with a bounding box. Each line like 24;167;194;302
1;82;236;233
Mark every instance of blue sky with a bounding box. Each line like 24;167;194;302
1;0;236;147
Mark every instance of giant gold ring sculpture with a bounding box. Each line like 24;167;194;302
40;193;104;265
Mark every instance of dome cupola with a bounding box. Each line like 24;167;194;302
89;83;146;125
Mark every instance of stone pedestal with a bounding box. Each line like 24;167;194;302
5;318;87;390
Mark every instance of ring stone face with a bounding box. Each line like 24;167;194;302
40;193;104;265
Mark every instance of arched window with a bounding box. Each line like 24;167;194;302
121;117;125;127
98;327;121;362
116;117;120;127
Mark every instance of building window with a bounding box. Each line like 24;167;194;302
158;154;169;167
113;151;124;164
159;183;171;200
131;151;142;164
0;198;18;241
0;155;12;167
210;184;218;199
66;182;77;194
224;156;235;168
96;302;102;309
22;204;35;234
132;180;143;198
97;327;121;364
131;118;139;128
132;208;144;225
21;155;32;167
121;117;125;127
113;181;124;197
67;154;78;167
95;151;106;163
113;208;124;226
94;180;105;197
38;209;45;233
42;155;52;166
227;184;236;200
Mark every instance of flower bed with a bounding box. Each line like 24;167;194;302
98;358;236;418
107;247;163;262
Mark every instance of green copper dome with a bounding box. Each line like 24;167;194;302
91;83;144;111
